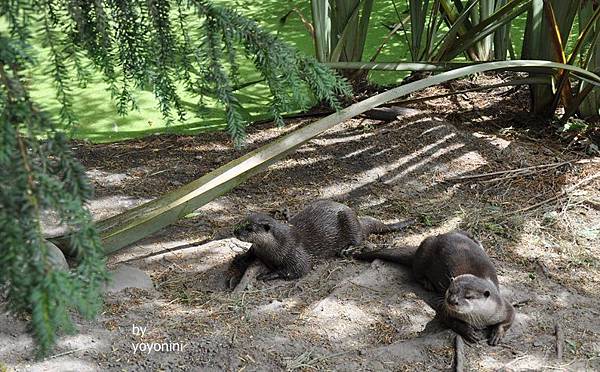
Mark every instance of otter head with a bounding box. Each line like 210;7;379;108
444;274;498;321
233;213;277;244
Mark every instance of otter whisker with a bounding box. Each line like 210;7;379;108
471;313;485;329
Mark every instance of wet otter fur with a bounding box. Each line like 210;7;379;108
228;200;413;285
354;231;515;345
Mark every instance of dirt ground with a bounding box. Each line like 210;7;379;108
2;74;600;371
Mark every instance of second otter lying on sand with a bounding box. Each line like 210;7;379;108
228;199;413;285
354;231;515;345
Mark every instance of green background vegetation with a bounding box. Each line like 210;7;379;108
23;1;539;143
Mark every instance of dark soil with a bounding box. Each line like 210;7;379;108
3;73;600;371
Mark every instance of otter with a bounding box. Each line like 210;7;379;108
354;231;515;345
228;200;414;285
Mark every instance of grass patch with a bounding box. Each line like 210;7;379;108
22;1;569;143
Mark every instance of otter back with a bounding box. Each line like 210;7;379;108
354;231;515;345
412;231;499;293
229;199;413;283
289;200;364;257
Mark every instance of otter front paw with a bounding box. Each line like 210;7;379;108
258;270;300;281
227;276;238;290
340;244;364;258
488;324;507;346
257;271;283;281
226;270;244;290
451;322;480;344
346;242;378;258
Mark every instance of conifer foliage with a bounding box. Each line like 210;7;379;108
0;0;350;356
0;36;109;357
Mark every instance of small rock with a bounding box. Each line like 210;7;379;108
251;300;285;316
45;240;69;270
542;211;559;224
104;265;154;293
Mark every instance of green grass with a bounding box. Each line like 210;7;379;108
23;0;418;143
20;1;577;143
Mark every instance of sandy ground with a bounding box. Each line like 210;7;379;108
2;76;600;371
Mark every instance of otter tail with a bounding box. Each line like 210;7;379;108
359;217;415;235
353;245;417;266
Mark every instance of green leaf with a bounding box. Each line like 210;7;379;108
310;0;331;62
431;0;479;61
438;0;531;61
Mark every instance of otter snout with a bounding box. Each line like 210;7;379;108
233;225;241;238
447;295;460;306
445;297;471;314
445;294;464;312
233;214;273;242
234;229;248;242
233;222;250;241
444;285;469;313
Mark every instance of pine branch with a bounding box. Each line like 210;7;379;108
0;38;108;357
0;1;352;356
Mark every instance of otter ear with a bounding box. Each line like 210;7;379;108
484;290;490;298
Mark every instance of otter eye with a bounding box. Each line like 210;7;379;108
262;223;270;232
484;290;490;298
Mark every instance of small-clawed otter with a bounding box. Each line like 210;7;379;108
228;200;414;285
354;231;515;345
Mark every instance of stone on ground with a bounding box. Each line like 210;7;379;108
104;265;154;293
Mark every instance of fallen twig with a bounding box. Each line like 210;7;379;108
555;322;564;361
251;109;334;125
454;335;465;372
478;164;565;184
232;261;266;293
507;173;600;215
46;347;87;360
445;161;572;183
583;198;600;210
347;280;383;293
512;298;532;308
362;106;422;121
286;349;353;371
